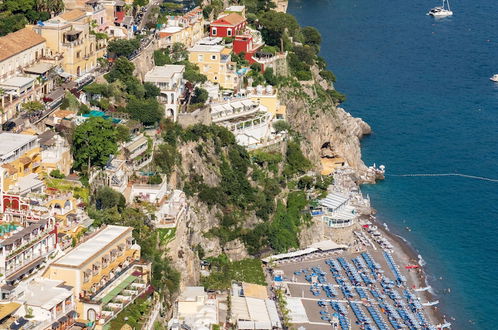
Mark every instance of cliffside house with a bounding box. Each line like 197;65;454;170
158;7;204;49
32;9;107;77
188;44;237;90
209;13;247;38
0;28;56;124
144;65;185;121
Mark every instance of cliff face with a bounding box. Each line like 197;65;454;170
166;141;249;288
281;84;371;173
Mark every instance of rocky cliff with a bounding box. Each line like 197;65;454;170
281;77;371;174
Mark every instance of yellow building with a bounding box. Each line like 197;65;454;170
46;225;150;328
32;9;107;77
158;7;204;49
0;133;42;192
248;85;287;119
188;44;237;90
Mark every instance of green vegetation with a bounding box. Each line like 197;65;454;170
44;177;89;203
22;101;44;112
107;38;140;58
108;297;151;329
71;117;118;172
201;255;266;290
0;0;63;36
49;169;64;179
158;228;176;245
95;187;126;211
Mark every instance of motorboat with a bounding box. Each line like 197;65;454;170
490;74;498;82
427;0;453;17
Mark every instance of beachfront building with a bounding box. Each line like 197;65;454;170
170;286;219;330
0;28;57;124
313;191;357;228
188;44;237;89
32;9;106;77
209;13;247;38
0;217;57;300
158;7;204;49
144;65;185;121
0;133;43;194
230;282;282;329
46;225;150;328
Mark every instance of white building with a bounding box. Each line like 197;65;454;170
170;286;219;330
144;65;185;121
210;99;278;149
18;278;76;329
0;133;39;164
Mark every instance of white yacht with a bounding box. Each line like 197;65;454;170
490;74;498;82
427;0;453;17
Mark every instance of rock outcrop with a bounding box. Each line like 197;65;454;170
281;82;371;173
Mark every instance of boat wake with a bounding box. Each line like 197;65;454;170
388;173;498;183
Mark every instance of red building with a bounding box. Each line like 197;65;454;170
233;35;263;63
209;13;247;38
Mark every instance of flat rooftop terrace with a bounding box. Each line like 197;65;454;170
53;225;131;268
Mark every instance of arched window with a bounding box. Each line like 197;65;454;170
87;308;96;321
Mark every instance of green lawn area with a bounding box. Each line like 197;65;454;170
201;256;266;290
157;228;176;245
44;176;90;203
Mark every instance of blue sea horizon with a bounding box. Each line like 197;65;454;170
289;0;498;328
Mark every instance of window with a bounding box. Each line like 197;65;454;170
227;29;232;36
198;54;204;62
212;27;217;35
76;51;81;58
211;55;217;60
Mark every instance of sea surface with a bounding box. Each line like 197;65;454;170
288;0;498;328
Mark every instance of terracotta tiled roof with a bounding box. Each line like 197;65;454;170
1;164;16;175
58;9;87;22
0;28;46;62
212;13;245;26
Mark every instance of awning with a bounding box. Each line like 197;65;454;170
51;321;60;329
6;257;44;282
0;303;21;320
100;275;137;304
9;317;27;329
24;62;54;75
58;315;68;323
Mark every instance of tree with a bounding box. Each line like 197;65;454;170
258;11;299;46
170;42;188;63
144;82;160;99
107;39;140;58
154;49;171;66
95;186;126;211
272;120;290;133
105;57;135;83
133;0;149;7
116;124;131;142
154;143;179;175
183;62;207;84
49;169;65;179
190;87;208;105
263;67;277;85
125;98;163;126
83;83;110;97
22;101;44;112
302;26;321;49
71;117;118;172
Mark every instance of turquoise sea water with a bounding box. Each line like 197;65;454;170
288;0;498;328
